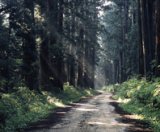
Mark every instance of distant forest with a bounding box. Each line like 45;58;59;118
99;0;160;85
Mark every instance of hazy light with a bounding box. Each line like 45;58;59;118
75;108;99;112
99;1;113;17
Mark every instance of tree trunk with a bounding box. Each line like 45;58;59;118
23;0;39;91
155;0;160;76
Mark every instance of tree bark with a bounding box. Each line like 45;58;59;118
155;0;160;76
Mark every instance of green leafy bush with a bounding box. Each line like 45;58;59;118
108;77;160;132
0;86;96;132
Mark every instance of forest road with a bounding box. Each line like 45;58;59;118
26;92;152;132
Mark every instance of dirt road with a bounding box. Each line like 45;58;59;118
26;93;152;132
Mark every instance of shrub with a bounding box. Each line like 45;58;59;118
0;85;96;132
109;77;160;132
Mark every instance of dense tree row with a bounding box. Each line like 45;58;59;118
138;0;160;78
101;0;139;84
102;0;160;84
0;0;100;93
1;0;159;90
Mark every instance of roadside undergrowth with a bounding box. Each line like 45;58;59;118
103;77;160;132
0;85;97;132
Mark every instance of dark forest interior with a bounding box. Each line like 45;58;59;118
0;0;160;131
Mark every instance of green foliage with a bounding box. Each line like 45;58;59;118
0;86;96;132
0;88;52;131
58;85;96;104
0;13;22;92
107;77;160;131
102;85;115;93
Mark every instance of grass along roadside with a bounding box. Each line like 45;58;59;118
0;85;97;132
103;77;160;132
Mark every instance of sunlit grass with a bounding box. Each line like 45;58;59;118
0;85;97;132
104;77;160;132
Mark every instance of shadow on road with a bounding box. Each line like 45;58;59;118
24;97;93;132
109;101;153;132
24;95;153;132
